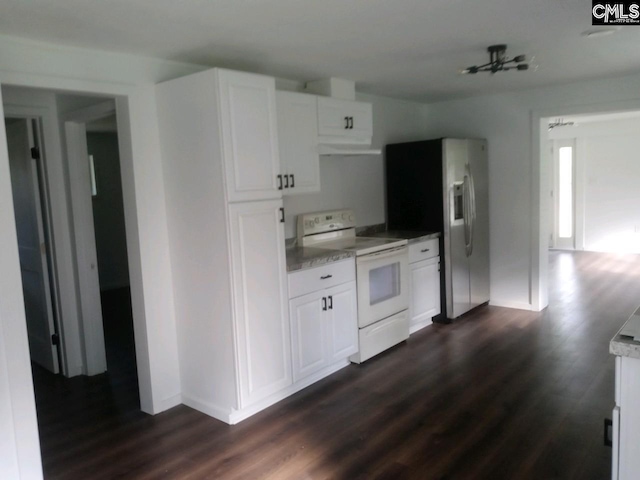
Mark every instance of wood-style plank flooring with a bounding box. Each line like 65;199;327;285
33;251;640;479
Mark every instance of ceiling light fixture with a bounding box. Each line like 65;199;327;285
459;44;529;75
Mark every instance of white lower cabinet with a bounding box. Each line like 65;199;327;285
409;239;441;334
613;354;640;479
228;200;292;408
290;291;326;381
289;260;358;382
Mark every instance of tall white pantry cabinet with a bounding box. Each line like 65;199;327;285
156;68;291;424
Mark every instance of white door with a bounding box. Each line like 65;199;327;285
289;290;326;382
228;199;292;407
553;139;576;250
65;121;107;375
6;118;59;373
276;91;320;195
409;258;440;330
325;281;358;363
217;69;282;202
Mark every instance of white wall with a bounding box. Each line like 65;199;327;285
282;93;430;238
0;34;203;480
550;117;640;253
422;73;640;310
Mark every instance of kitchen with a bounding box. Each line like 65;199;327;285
3;3;640;478
156;69;490;424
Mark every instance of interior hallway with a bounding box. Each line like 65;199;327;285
32;251;640;479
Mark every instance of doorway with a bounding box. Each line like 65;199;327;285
4;90;141;473
6;116;61;374
56;93;138;383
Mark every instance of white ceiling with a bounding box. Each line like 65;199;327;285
3;0;640;102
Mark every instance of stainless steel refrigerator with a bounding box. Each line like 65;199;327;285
386;138;489;320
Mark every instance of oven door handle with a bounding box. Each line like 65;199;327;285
357;245;408;263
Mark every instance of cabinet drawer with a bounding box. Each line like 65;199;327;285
409;238;439;263
288;258;355;299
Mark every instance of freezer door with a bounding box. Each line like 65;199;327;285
443;139;471;318
468;139;490;308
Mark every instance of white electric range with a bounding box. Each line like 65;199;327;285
297;209;410;363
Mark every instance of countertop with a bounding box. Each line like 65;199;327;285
286;246;355;272
364;230;441;244
286;229;441;272
610;306;640;360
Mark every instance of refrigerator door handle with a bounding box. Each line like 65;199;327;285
463;173;472;257
467;163;477;256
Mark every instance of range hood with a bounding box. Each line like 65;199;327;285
318;144;382;156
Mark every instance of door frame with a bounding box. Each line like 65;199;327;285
6;116;62;374
3;102;81;377
531;99;640;311
62;100;116;376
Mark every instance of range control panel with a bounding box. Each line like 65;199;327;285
297;209;356;239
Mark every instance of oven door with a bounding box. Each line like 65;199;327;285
356;245;409;328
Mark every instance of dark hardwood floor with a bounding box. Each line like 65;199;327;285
32;251;640;479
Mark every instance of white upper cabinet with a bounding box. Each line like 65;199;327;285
276;91;320;195
317;97;373;144
217;69;282;202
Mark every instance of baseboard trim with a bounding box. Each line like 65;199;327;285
489;300;533;311
180;359;353;425
181;394;233;423
228;359;351;425
157;393;182;413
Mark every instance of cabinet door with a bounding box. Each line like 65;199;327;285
276;91;320;195
289;290;326;382
348;101;373;139
326;281;358;363
218;69;281;202
317;97;372;142
409;258;440;330
228;200;292;407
